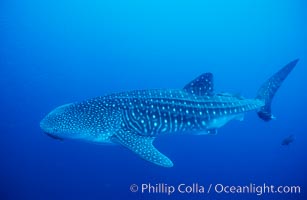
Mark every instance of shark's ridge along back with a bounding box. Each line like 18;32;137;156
40;59;298;167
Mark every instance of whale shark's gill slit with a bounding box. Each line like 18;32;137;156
123;110;143;135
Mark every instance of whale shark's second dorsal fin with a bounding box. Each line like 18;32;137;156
112;128;174;167
184;73;214;96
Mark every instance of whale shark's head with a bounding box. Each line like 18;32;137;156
40;100;119;142
40;103;77;140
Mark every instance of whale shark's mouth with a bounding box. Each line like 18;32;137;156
44;132;64;141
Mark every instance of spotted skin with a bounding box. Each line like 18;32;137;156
107;89;264;136
40;60;298;167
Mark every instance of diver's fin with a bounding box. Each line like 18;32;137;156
184;73;214;96
112;129;173;167
256;59;299;121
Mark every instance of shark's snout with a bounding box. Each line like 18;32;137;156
40;115;62;140
40;103;74;140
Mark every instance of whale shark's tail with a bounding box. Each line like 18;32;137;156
256;59;299;121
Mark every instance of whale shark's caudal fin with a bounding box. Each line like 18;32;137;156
256;59;299;121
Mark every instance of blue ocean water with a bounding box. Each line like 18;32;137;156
1;0;306;199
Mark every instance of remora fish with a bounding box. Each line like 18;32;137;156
40;59;298;167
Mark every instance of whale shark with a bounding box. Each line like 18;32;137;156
40;59;298;167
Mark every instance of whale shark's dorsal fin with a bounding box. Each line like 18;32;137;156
184;73;214;96
111;128;174;167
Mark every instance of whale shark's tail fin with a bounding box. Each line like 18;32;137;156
256;59;299;121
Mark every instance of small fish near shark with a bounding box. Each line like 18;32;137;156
282;134;295;146
40;59;299;167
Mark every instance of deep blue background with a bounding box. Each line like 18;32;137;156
1;0;306;199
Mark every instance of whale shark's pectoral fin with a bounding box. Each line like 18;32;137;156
111;129;174;168
184;73;214;96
